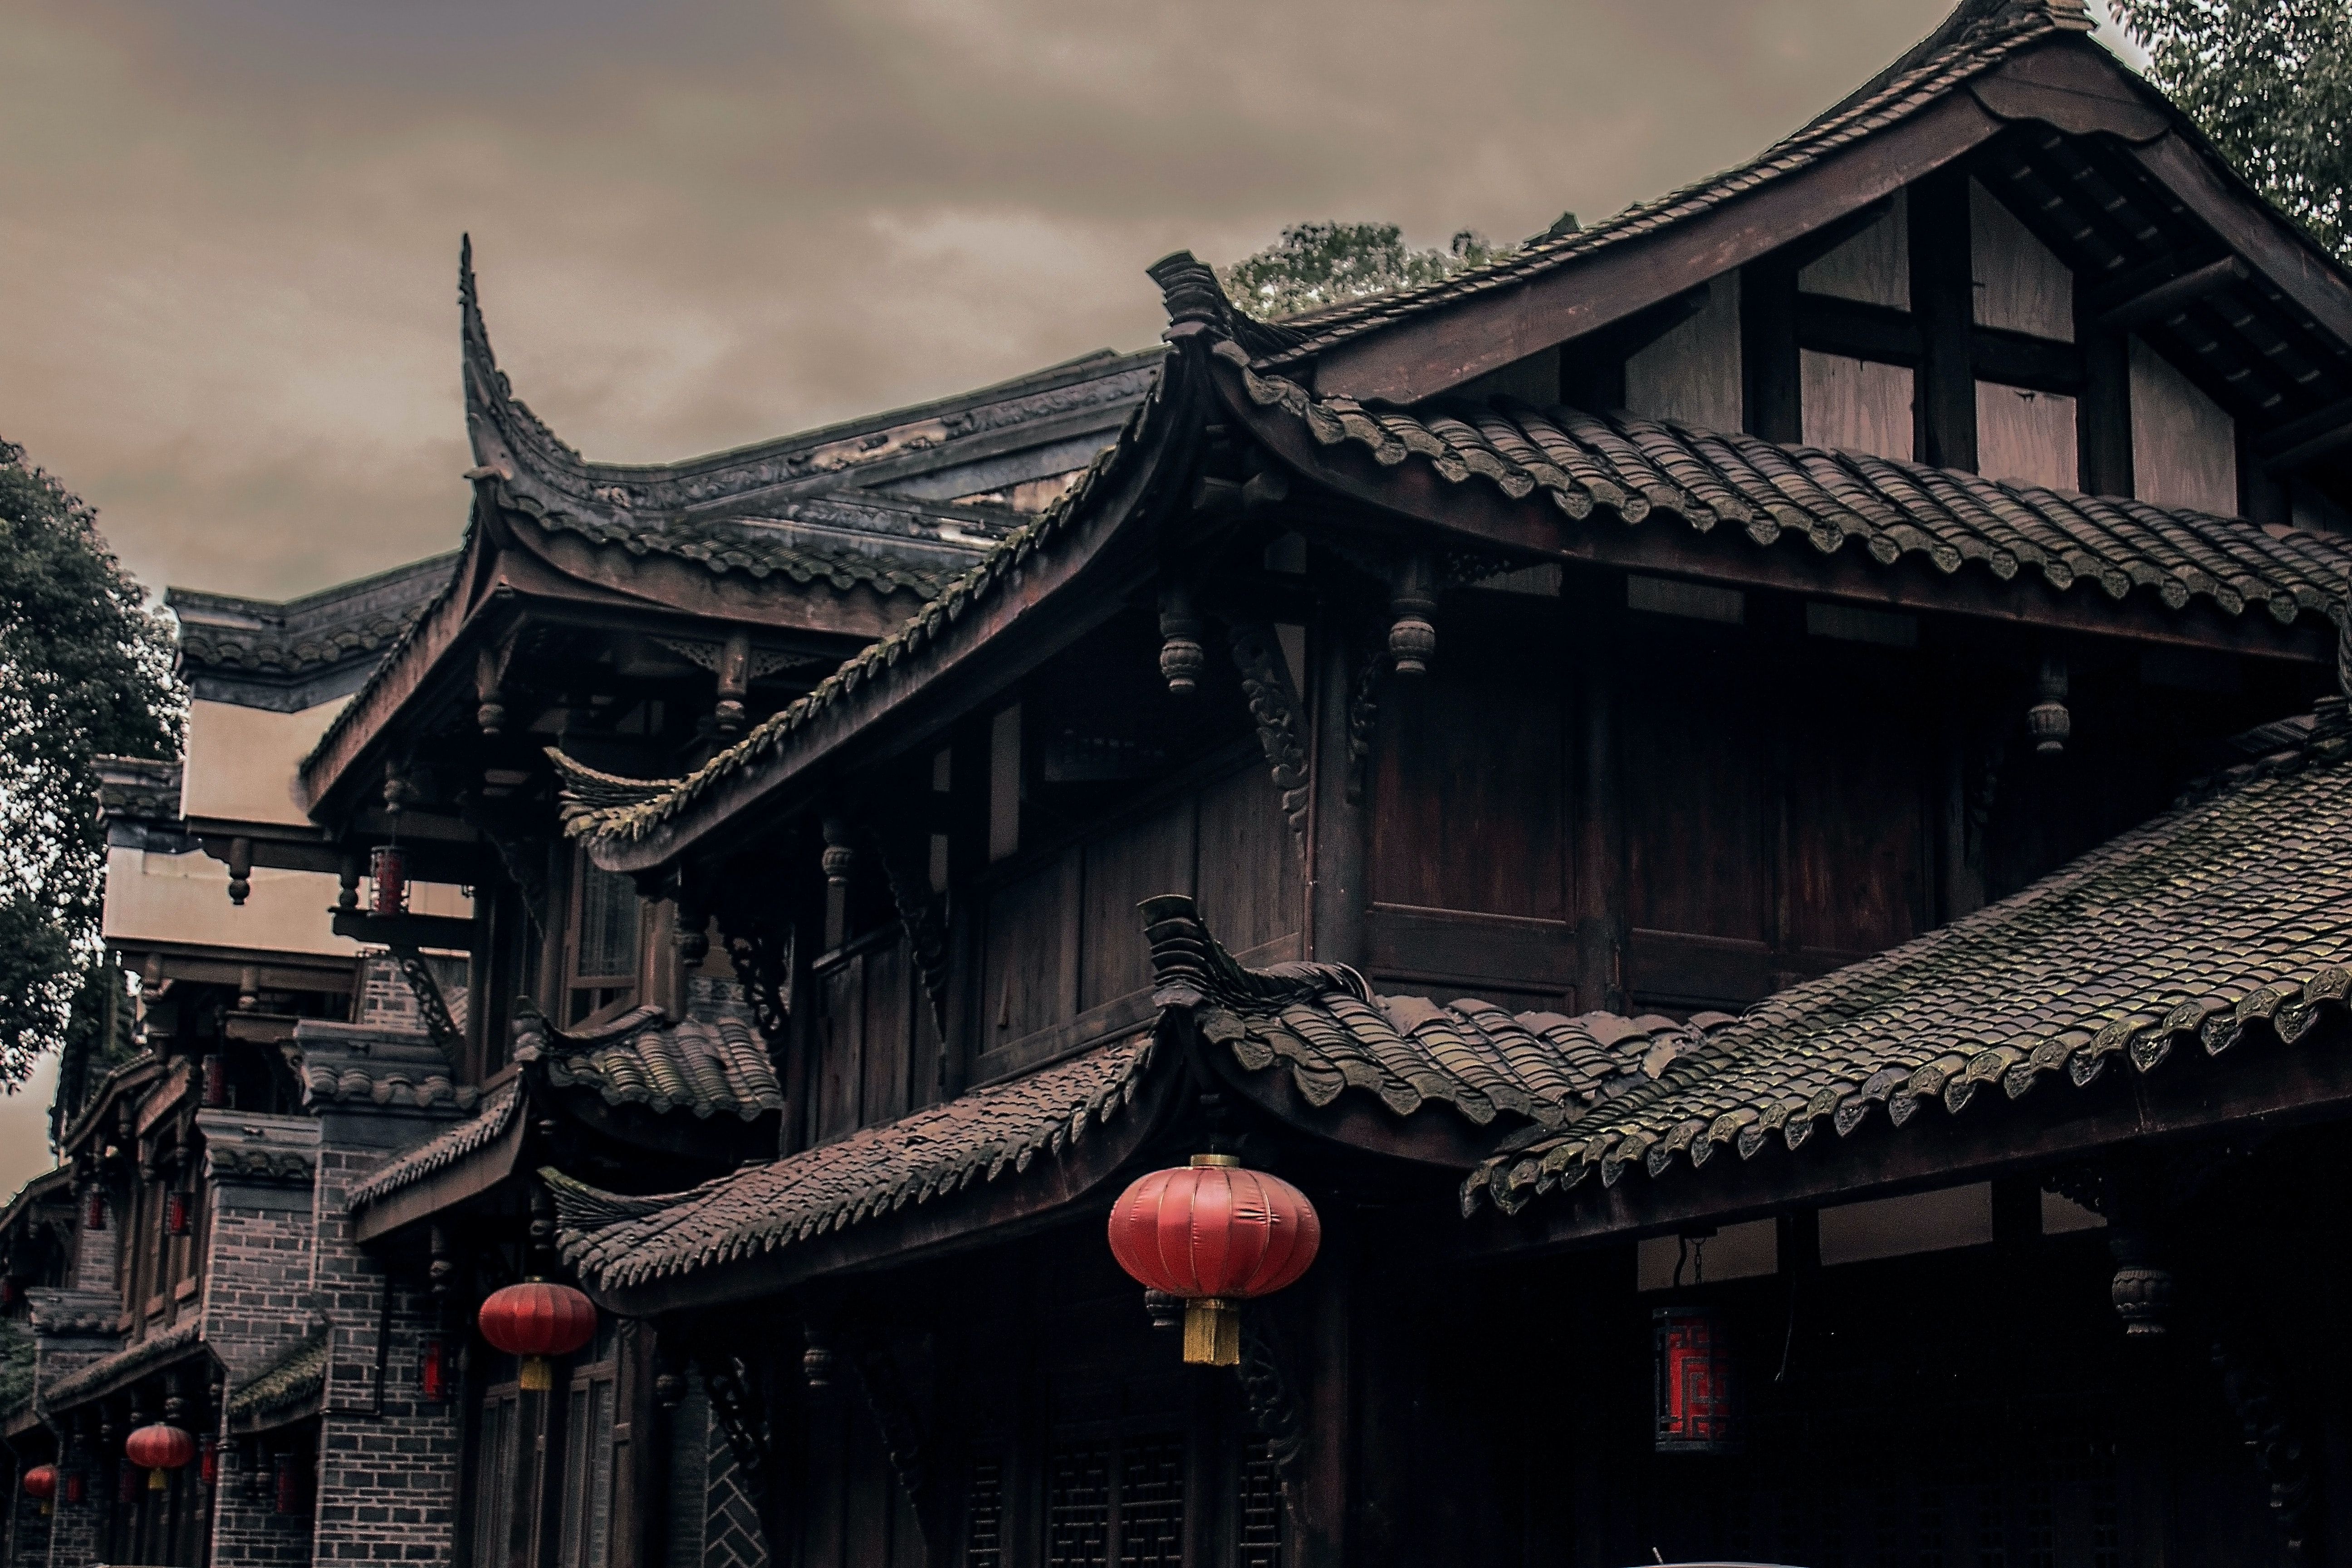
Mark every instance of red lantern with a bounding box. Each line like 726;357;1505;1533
83;1191;104;1232
1653;1306;1737;1454
198;1436;218;1488
63;1470;83;1505
272;1452;300;1516
1107;1154;1320;1367
23;1464;55;1515
126;1423;195;1490
166;1191;191;1237
368;845;407;916
420;1335;452;1402
477;1280;597;1392
201;1054;227;1109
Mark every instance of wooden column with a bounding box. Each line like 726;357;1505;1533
1740;259;1801;443
1294;1226;1352;1568
1911;167;1977;471
1306;607;1367;969
2078;273;2134;498
1570;572;1625;1014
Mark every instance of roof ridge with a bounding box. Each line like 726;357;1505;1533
1242;0;2087;366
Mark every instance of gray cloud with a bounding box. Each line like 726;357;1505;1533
2;0;2135;601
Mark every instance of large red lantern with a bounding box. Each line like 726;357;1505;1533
477;1280;597;1392
1107;1154;1320;1367
22;1464;55;1514
125;1423;196;1490
1653;1306;1737;1454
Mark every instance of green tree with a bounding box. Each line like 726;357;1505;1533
0;440;180;1097
1219;221;1524;321
2106;0;2352;259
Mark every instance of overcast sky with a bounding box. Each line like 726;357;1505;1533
0;0;2134;1188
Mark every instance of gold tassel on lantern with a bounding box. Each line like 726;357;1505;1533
1181;1298;1240;1367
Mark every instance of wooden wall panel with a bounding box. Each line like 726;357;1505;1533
1620;663;1769;946
1797;191;1909;309
1971;178;2074;341
860;939;911;1128
2131;335;2237;514
1800;350;1916;460
1194;765;1300;959
1623;274;1744;432
983;857;1078;1049
1371;663;1568;921
1078;800;1196;1013
1977;382;2078;490
1784;695;1925;961
815;958;863;1146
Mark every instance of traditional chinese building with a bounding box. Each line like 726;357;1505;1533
530;3;2352;1567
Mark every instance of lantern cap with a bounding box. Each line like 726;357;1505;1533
1188;1152;1240;1167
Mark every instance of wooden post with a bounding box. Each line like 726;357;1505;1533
1911;167;1977;472
1306;609;1368;969
2078;272;2134;498
1571;572;1625;1014
1740;258;1801;443
1294;1225;1351;1568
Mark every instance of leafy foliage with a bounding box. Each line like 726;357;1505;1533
2106;0;2352;258
1218;221;1520;321
0;440;180;1096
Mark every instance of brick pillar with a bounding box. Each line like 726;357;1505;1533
25;1289;117;1568
294;1022;474;1568
197;1112;322;1568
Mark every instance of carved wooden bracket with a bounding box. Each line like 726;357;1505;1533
388;946;464;1062
2029;651;2071;756
1386;553;1438;677
1237;1306;1307;1527
1227;622;1310;859
838;1320;955;1558
715;908;793;1046
869;827;951;1043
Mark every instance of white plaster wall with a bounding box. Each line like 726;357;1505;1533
180;697;347;826
102;847;470;956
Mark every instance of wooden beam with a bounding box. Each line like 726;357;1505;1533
1741;258;1802;443
1453;1019;2352;1259
2095;255;2248;333
331;910;477;952
1970;327;2087;396
2130;130;2352;362
1794;293;1923;366
1309;92;2005;403
2078;271;2134;497
2265;422;2352;474
1911;164;1977;472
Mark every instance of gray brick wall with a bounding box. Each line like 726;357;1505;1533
306;1130;462;1568
211;1445;312;1568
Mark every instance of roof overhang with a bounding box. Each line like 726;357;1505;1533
1455;1013;2352;1259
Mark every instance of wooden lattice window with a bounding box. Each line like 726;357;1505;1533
964;1459;1004;1568
1236;1437;1284;1568
1044;1432;1185;1568
471;1387;521;1568
565;853;641;1025
557;1365;619;1568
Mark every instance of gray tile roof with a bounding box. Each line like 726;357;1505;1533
514;1004;780;1122
1141;894;1729;1132
1466;700;2352;1213
225;1332;327;1424
344;1083;521;1212
41;1319;207;1412
552;1031;1157;1292
1245;0;2096;367
1217;339;2352;633
169;553;458;711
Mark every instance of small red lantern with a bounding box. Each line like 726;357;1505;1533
272;1452;300;1516
477;1280;597;1392
1653;1306;1737;1454
23;1464;56;1515
1107;1154;1320;1367
63;1470;83;1505
198;1436;218;1488
83;1191;105;1232
201;1054;227;1109
420;1335;452;1402
166;1191;191;1237
126;1423;196;1491
368;845;408;916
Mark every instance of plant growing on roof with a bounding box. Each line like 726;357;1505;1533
1217;221;1518;321
0;440;182;1096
